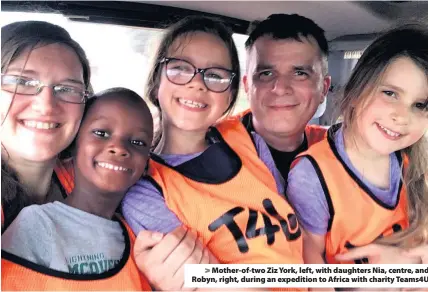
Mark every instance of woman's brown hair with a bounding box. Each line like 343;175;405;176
1;21;91;231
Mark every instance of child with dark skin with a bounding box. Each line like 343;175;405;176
66;90;153;220
2;88;154;280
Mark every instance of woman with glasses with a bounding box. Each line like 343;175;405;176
1;21;155;290
1;21;91;232
122;16;304;291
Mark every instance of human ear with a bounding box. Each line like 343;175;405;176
321;75;332;104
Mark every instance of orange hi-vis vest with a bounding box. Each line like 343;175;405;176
2;217;151;291
54;158;75;195
2;160;152;291
148;117;303;265
304;125;327;147
294;125;409;264
235;109;327;148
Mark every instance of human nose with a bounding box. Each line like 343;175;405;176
30;86;58;115
186;70;208;92
107;138;131;158
390;104;410;126
272;76;292;96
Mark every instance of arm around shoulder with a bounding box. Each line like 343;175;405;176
286;158;330;264
302;229;327;264
121;178;182;235
286;157;330;235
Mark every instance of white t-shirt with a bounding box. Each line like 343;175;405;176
2;201;125;274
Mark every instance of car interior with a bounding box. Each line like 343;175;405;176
2;1;428;125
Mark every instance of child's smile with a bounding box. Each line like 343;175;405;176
95;161;131;172
375;122;402;140
91;155;135;190
157;32;233;133
176;97;208;110
74;94;153;194
355;57;428;156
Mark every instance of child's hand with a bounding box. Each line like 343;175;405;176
401;244;428;264
335;243;421;264
133;226;211;291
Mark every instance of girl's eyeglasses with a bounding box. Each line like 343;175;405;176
160;58;236;93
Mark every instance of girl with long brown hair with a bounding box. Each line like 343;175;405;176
287;24;428;265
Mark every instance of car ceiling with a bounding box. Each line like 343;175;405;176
2;1;427;41
140;1;428;40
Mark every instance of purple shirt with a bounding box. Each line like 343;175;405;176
286;127;401;235
122;132;284;235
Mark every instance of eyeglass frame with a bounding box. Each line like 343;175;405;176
159;57;236;93
1;74;90;104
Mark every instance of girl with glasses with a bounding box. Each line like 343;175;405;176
122;16;304;290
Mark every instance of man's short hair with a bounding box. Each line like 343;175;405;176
245;14;328;58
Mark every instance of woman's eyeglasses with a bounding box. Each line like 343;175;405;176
1;74;89;104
